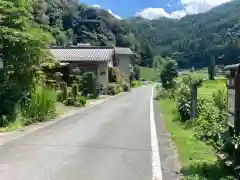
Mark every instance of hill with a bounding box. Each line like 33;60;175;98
31;0;240;69
126;0;240;68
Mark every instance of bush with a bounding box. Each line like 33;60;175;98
22;85;57;124
63;96;75;106
60;82;68;102
194;90;228;143
116;84;123;93
122;83;131;92
212;90;227;111
63;89;87;107
71;82;78;101
107;83;118;95
176;85;191;122
160;59;178;89
76;96;87;107
154;88;169;100
56;90;62;102
131;80;141;88
80;72;101;98
194;104;228;143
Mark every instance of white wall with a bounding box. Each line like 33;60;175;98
116;54;131;79
97;62;108;88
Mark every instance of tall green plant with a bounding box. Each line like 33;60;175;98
152;56;164;80
0;0;53;126
80;72;101;98
160;58;178;89
22;85;56;124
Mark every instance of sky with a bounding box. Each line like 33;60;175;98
81;0;233;20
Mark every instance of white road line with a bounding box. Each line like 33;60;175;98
150;87;163;180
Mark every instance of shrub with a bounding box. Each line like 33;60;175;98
194;90;228;143
70;68;82;85
131;80;141;88
118;84;124;93
80;72;101;98
212;90;227;111
63;97;75;106
76;96;87;107
59;81;68;102
22;85;57;124
176;85;191;122
194;104;228;143
108;67;116;83
154;88;169;100
181;73;203;88
122;83;131;92
160;59;178;89
107;83;118;95
56;90;62;102
63;89;87;107
71;82;78;101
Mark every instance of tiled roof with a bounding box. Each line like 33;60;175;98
114;47;134;55
50;47;113;62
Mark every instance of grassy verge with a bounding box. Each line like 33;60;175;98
198;79;226;100
140;67;155;81
159;99;233;180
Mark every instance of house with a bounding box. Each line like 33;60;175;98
114;47;134;79
50;46;134;88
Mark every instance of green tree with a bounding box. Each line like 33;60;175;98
134;65;141;81
152;56;164;80
160;58;178;89
140;41;154;67
0;0;53;126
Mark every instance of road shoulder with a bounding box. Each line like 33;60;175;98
153;94;182;180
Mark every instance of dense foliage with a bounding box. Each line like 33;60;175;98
160;59;178;89
127;0;240;69
0;0;55;126
80;72;101;98
156;72;240;178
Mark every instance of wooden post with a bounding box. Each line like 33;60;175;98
190;85;197;121
234;66;240;136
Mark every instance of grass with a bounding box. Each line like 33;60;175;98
198;79;226;100
159;99;234;180
140;67;155;81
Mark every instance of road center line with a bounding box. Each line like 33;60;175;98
150;87;163;180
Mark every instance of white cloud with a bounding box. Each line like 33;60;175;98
136;8;169;20
170;10;187;19
91;4;101;8
136;8;186;20
91;4;122;20
136;0;232;20
107;9;122;20
181;0;232;14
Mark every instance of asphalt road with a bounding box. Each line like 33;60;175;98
0;86;179;180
